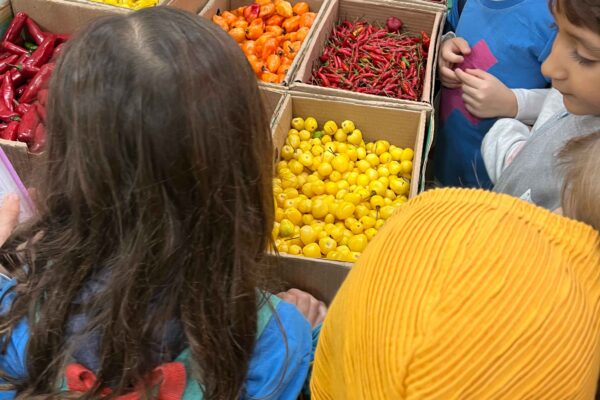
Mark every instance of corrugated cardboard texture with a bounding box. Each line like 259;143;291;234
271;91;426;301
274;254;350;305
199;0;336;88
291;0;443;110
12;0;208;33
259;87;286;129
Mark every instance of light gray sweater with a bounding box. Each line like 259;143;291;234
482;89;600;210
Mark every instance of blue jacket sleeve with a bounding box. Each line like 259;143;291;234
0;277;29;400
245;300;312;400
446;0;460;33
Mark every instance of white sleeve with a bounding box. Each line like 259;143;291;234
481;119;532;184
512;89;551;125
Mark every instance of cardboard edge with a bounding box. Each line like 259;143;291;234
290;83;433;114
409;109;426;198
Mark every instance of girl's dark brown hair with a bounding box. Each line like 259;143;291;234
0;6;275;398
551;0;600;35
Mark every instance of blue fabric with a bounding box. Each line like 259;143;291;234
0;277;312;400
434;0;556;188
245;300;312;399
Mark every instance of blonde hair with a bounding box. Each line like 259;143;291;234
560;131;600;231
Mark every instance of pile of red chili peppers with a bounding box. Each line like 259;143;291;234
311;20;430;101
0;12;68;153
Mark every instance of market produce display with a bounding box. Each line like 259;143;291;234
0;13;66;153
273;117;413;262
92;0;158;10
311;19;430;101
212;0;317;83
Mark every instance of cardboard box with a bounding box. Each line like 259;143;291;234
290;0;443;110
11;0;209;33
259;86;287;129
0;1;13;37
272;91;427;302
199;0;335;88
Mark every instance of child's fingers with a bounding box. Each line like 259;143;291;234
452;37;471;55
0;194;20;245
455;68;482;87
439;66;462;88
461;83;480;98
464;68;493;80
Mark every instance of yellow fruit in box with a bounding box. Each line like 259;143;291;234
273;117;414;262
281;145;295;160
356;146;366;159
366;153;380;167
291;117;305;131
400;148;414;162
323;121;338;135
304;117;318;133
317;162;332;177
347;129;363;145
303;243;321;258
279;219;294;238
334;129;347;142
380;152;392;164
348;234;368;252
341;120;355;134
319;237;337;255
288;244;302;256
401;160;413;175
287;134;300;149
332;154;350;173
299;130;311;141
365;228;378;241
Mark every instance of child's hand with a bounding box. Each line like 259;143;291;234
0;194;19;245
278;288;327;328
438;37;471;88
456;68;518;118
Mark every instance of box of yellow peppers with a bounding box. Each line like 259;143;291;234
91;0;159;10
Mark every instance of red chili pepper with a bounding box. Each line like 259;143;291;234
25;18;46;45
20;63;54;104
30;122;45;153
55;34;70;44
16;103;31;115
0;55;18;75
2;13;27;44
23;35;55;68
16;106;38;143
0;120;19;141
10;69;25;87
2;41;28;56
0;74;17;120
421;31;430;50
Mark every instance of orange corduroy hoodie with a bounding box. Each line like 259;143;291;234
311;188;600;400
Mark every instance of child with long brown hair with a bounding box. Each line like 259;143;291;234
0;7;323;399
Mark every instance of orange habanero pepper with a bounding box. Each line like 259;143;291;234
259;3;276;18
212;15;229;31
261;71;279;83
266;54;282;73
266;14;285;26
282;16;300;33
292;2;309;15
246;18;265;40
299;12;316;28
275;1;293;18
